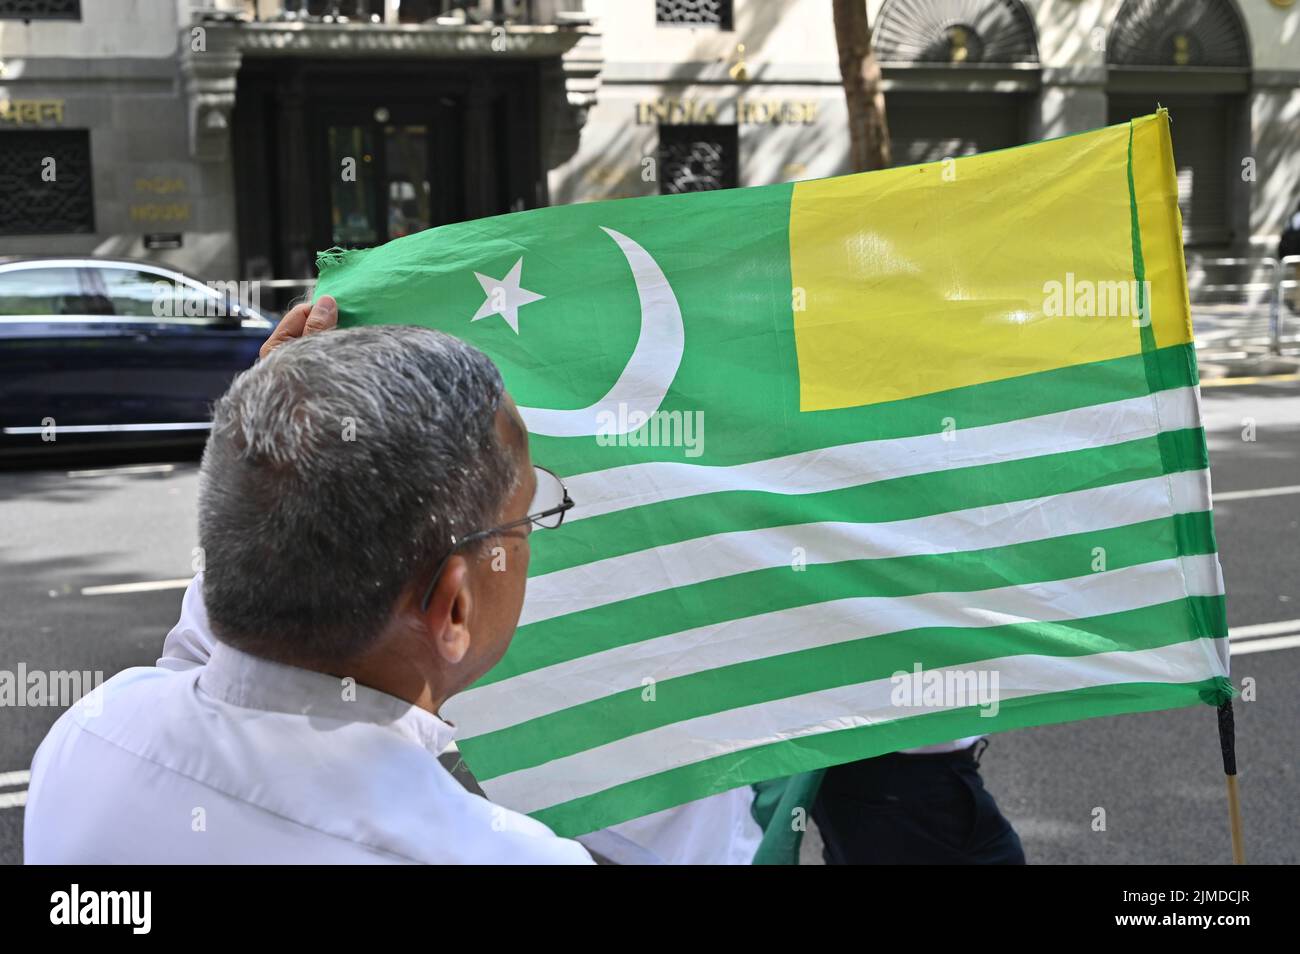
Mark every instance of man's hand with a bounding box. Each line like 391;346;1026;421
259;295;338;360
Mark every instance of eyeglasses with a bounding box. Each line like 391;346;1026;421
419;465;574;611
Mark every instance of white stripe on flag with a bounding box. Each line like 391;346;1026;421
564;387;1200;523
520;470;1211;627
451;553;1224;737
481;636;1229;814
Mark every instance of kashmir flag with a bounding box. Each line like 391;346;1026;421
316;110;1230;840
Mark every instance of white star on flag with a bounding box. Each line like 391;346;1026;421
471;257;545;334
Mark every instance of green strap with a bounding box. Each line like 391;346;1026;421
750;771;827;865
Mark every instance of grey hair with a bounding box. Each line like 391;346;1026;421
198;325;518;664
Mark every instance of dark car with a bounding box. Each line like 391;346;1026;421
0;257;275;456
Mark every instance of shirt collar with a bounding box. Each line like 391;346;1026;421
197;641;457;756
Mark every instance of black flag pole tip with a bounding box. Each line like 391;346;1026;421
1216;699;1245;864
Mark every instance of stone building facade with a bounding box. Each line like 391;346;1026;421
0;0;1296;286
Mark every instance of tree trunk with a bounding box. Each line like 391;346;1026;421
832;0;891;172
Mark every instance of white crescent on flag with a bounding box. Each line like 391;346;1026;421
517;227;685;438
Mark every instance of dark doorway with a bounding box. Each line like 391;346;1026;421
232;57;543;289
317;102;461;250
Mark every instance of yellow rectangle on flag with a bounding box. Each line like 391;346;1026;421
789;111;1192;412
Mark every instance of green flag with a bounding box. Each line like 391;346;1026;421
316;111;1229;841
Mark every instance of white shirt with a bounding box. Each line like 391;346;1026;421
24;587;593;864
579;789;762;865
155;575;762;865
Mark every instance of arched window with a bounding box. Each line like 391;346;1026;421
873;0;1039;65
1106;1;1252;245
1106;0;1250;69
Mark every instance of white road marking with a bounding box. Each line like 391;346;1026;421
1212;484;1300;503
0;791;26;810
0;790;26;816
1231;634;1300;656
0;770;30;788
81;578;192;596
66;463;175;479
1230;619;1300;640
1228;618;1300;656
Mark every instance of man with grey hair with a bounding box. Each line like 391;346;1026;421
24;297;593;864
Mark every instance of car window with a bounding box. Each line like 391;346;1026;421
97;267;226;322
0;267;109;316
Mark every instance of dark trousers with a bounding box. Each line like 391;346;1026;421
811;741;1026;865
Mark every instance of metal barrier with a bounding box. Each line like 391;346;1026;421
1189;255;1300;358
1270;254;1300;354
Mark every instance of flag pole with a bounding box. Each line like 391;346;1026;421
1216;700;1245;864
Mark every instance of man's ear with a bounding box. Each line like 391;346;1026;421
422;555;473;666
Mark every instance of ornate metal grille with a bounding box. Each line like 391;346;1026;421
655;0;733;30
1107;0;1250;68
873;0;1039;64
658;124;738;195
0;131;95;235
0;0;80;19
